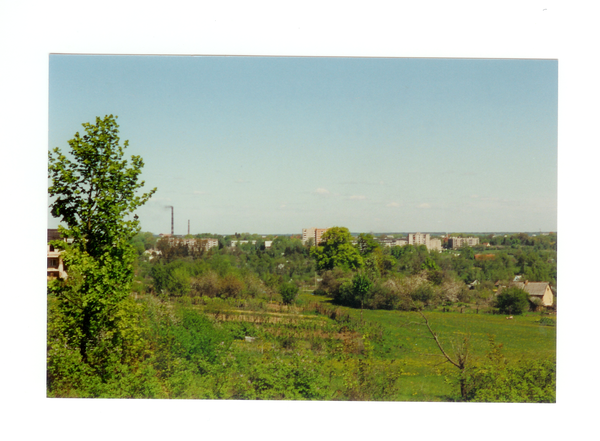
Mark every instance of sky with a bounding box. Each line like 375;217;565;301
48;56;557;235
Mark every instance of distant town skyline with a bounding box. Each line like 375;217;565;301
48;56;557;235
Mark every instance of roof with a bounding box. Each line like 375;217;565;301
47;229;62;242
511;281;550;297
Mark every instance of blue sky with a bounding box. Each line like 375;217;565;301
48;56;557;235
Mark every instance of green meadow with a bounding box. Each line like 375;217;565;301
303;293;556;401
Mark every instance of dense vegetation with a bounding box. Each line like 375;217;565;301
47;116;556;401
48;228;556;401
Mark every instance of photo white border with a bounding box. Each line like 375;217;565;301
2;1;596;439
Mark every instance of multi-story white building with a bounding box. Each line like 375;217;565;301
166;237;219;251
448;236;480;249
407;232;430;247
428;238;442;251
379;233;441;251
380;237;408;247
302;227;329;246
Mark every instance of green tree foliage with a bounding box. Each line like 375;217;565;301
130;231;157;255
356;233;380;256
48;115;156;259
279;281;300;305
311;226;363;271
333;272;373;313
494;286;530;315
463;337;555;402
47;115;155;381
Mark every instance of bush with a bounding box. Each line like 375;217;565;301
313;288;327;296
410;284;434;304
193;270;220;298
463;338;555;402
219;274;244;299
280;282;299;305
494;287;530;315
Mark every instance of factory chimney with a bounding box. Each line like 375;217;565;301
171;206;174;236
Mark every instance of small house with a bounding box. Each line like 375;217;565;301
47;243;67;280
511;281;554;307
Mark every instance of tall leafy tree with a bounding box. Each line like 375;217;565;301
48;115;156;370
310;226;363;271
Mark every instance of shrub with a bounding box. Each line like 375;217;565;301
410;284;434;304
369;283;398;310
538;317;556;327
219;274;245;299
318;268;349;296
171;309;230;369
463;338;555;402
333;280;356;307
280;282;300;305
193;271;221;298
495;287;530;315
169;267;191;296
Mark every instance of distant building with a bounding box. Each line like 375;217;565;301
405;233;442;251
448;236;480;249
428;238;442;251
510;281;554;307
47;229;68;280
379;233;440;251
302;228;329;246
165;237;218;251
230;240;256;247
395;238;408;247
407;232;430;247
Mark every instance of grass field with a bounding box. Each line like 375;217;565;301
300;293;556;401
152;293;556;401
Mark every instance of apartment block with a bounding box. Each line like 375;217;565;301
302;227;329;246
428;238;442;251
167;237;219;251
407;233;430;247
448;236;480;249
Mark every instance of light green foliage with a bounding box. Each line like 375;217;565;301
48;115;156;259
47;115;155;393
463;337;556;402
311;226;363;271
353;273;373;310
356;233;380;256
130;232;157;255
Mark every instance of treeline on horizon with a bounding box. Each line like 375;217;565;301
131;230;557;311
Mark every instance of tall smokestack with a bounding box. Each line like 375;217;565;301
188;220;190;236
171;206;174;236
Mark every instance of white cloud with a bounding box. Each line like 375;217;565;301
418;203;432;209
315;188;330;195
386;202;400;207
